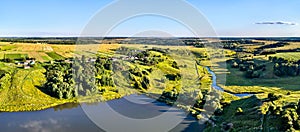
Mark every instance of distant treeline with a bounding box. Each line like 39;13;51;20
222;39;264;45
0;37;209;47
256;42;289;50
254;37;300;42
253;42;290;55
1;37;300;46
0;38;99;45
220;37;300;42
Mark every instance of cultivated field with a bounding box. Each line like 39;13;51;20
0;42;120;61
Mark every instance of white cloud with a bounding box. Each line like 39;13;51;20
255;21;297;25
20;118;63;132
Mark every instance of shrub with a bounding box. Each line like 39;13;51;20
236;107;243;115
231;62;239;68
268;93;282;101
196;114;203;120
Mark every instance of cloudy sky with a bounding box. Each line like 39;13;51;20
0;0;299;37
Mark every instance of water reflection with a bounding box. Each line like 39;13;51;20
53;103;80;111
0;95;202;132
0;103;104;132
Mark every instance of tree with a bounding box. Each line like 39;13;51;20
249;65;254;70
297;100;300;114
171;61;179;69
268;93;281;101
252;71;260;78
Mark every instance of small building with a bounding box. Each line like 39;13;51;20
111;58;118;61
89;58;97;62
29;60;35;65
64;59;73;63
15;61;21;65
24;65;30;69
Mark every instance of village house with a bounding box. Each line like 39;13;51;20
15;59;36;69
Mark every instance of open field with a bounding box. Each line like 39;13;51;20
224;60;300;90
45;52;64;60
0;42;120;61
4;53;28;60
271;52;300;61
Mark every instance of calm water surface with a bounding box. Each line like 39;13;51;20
0;95;203;132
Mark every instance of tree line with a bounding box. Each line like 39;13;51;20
269;56;300;77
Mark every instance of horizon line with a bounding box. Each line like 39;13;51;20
0;36;300;38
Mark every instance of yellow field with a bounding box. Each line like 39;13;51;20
0;42;120;61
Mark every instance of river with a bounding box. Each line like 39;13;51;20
0;94;204;132
206;67;253;97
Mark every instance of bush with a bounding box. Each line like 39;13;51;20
268;93;282;101
236;107;243;115
222;122;234;131
231;62;239;68
196;114;203;120
239;64;247;71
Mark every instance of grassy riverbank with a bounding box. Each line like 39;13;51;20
0;67;73;112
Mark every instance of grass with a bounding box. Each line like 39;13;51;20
0;62;14;73
41;55;53;61
4;53;28;60
221;92;240;103
203;53;300;131
0;68;74;112
224;59;300;91
0;45;16;51
205;95;263;132
0;53;4;59
271;52;300;61
211;56;300;100
45;52;64;60
0;65;124;111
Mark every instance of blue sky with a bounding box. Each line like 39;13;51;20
0;0;299;37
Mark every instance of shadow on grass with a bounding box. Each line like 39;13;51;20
207;95;263;131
